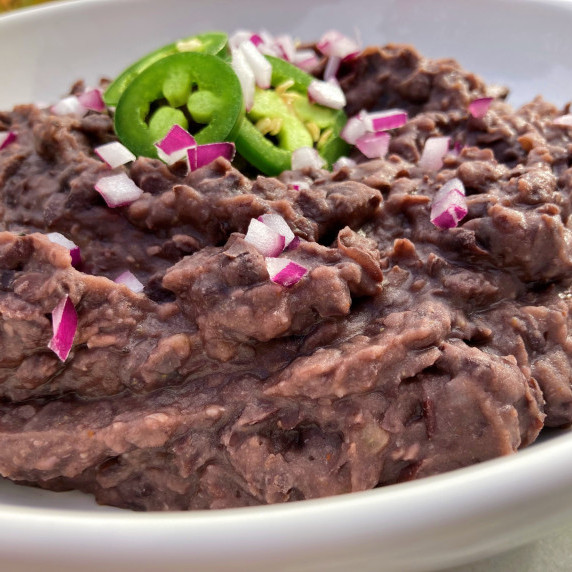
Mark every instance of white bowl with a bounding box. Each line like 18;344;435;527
2;0;572;570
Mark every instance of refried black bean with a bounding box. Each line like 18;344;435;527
0;41;570;510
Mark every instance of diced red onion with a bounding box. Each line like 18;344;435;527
368;109;408;131
291;147;326;170
0;131;16;150
430;177;468;230
274;34;296;62
114;270;144;293
244;218;286;257
265;257;308;287
293;49;320;73
154;124;197;164
257;213;295;247
94;172;143;207
231;47;255;111
323;55;341;81
289;180;310;191
468;97;494;119
355;131;390;159
418;136;451;171
50;95;88;117
553;114;572;127
240;40;272;89
341;110;370;144
192;142;236;170
95;141;136;168
46;232;81;267
229;30;254;50
333;156;357;170
77;88;106;112
308;79;346;110
250;33;263;47
286;236;301;250
48;295;77;362
317;30;360;60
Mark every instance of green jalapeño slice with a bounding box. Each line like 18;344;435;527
113;52;244;159
104;31;229;107
235;56;350;176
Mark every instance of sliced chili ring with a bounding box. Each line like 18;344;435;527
104;31;229;107
114;52;244;159
235;55;350;176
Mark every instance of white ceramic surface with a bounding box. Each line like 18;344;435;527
2;0;572;570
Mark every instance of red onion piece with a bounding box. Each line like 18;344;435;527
355;131;390;159
274;34;296;62
77;88;106;112
114;270;144;293
369;109;408;131
240;40;272;89
154;124;197;164
333;156;357;170
244;218;286;257
265;257;308;287
50;95;88;117
553;114;572;127
194;142;236;170
418;136;451;171
94;172;143;207
341;110;369;144
95;141;136;168
308;79;346;110
257;213;295;247
317;30;360;60
290;180;310;191
0;131;16;150
48;295;78;362
430;177;468;230
286;236;301;250
291;147;326;170
229;30;254;50
468;97;494;119
46;232;81;267
293;49;320;73
231;47;255;111
323;55;341;81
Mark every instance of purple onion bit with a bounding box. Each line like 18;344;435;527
48;295;78;362
430;177;468;230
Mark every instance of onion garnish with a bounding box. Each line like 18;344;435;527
323;55;341;81
95;141;136;168
231;46;255;111
257;213;295;247
430;177;468;230
240;40;272;89
46;232;81;267
340;111;370;145
290;181;310;191
265;257;308;287
293;49;320;73
355;131;390;159
468;97;493;119
244;218;286;257
114;270;144;293
317;30;360;60
94;172;143;207
77;88;106;112
291;147;326;170
368;109;408;131
333;156;357;170
419;136;451;171
188;142;236;171
154;124;197;164
274;34;296;62
48;295;78;362
0;131;16;150
50;95;88;117
553;114;572;127
308;79;346;110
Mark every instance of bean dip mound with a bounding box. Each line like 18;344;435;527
0;38;571;511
